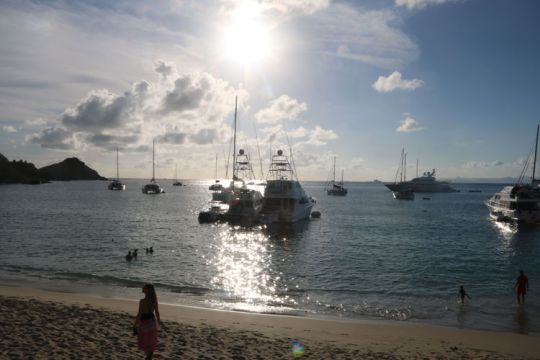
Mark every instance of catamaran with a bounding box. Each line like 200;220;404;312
108;147;126;190
326;156;347;196
485;124;540;224
142;139;164;194
260;149;315;223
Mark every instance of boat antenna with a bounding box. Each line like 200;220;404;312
532;124;539;184
286;134;299;181
253;121;264;179
215;153;218;179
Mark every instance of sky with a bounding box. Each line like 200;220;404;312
1;0;540;181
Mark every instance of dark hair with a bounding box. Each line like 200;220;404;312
143;284;158;307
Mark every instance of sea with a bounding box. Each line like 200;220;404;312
1;180;539;334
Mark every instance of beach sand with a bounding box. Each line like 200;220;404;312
0;286;538;359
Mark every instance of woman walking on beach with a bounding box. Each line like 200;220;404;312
134;284;161;360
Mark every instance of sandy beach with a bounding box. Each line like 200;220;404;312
1;286;539;359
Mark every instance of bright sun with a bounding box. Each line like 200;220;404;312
221;5;274;66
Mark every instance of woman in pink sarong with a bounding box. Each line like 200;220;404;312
134;284;161;360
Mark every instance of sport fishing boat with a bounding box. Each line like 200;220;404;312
485;125;540;224
260;149;315;223
142;140;164;194
385;149;457;193
108;147;126;190
199;97;264;224
326;156;347;196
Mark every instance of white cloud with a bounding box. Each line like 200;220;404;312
372;71;424;92
395;0;452;10
464;160;505;168
288;126;309;138
306;126;338;146
312;4;418;68
220;0;329;17
2;125;17;133
397;116;423;132
255;95;308;124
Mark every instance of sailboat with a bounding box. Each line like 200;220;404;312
326;156;347;196
485;124;540;224
172;164;182;186
209;154;224;191
142;139;164;194
108;147;126;190
389;149;414;200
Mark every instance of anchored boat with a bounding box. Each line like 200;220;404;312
485;124;540;224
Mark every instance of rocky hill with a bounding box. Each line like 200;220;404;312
38;157;107;181
0;153;48;184
0;153;106;183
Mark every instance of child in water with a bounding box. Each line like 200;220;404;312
459;285;471;305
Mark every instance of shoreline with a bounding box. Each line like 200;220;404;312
1;285;539;359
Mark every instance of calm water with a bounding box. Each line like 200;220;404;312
0;180;539;334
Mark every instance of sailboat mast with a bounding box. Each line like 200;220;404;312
404;152;407;181
341;169;344;184
215;154;218;179
400;148;404;183
416;159;419;178
116;147;119;180
232;96;237;181
152;139;155;182
333;156;336;184
533;124;539;184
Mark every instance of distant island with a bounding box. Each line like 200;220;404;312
0;153;106;184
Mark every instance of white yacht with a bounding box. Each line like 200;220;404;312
260;149;315;223
326;156;347;196
142;140;164;195
486;125;540;224
385;149;457;193
108;148;126;191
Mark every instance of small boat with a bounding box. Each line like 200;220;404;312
326;156;348;196
108;148;125;190
260;149;315;223
393;190;414;200
172;164;182;186
142;140;164;194
485;125;540;224
385;149;457;193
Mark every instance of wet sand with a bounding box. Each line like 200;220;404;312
0;285;538;359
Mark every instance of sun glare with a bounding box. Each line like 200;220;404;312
221;5;274;66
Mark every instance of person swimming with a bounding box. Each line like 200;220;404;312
126;251;133;262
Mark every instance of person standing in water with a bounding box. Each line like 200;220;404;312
134;284;161;360
515;270;529;305
458;285;470;305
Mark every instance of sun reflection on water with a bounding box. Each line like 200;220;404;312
208;225;292;312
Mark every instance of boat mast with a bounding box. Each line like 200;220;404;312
116;147;119;181
399;148;404;183
215;153;218;179
341;169;344;185
333;156;336;185
232;96;237;183
152;139;155;182
404;152;407;182
533;124;539;184
416;159;419;178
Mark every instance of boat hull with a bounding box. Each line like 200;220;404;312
384;182;457;193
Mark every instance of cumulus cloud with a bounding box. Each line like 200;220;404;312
153;59;177;79
395;0;452;10
372;71;424;92
464;160;505;168
306;126;338;146
60;90;130;131
397;116;423;132
255;95;308;124
1;125;17;133
220;0;329;17
26;127;75;150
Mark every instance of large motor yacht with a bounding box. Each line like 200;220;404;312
260;150;315;223
485;125;540;224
